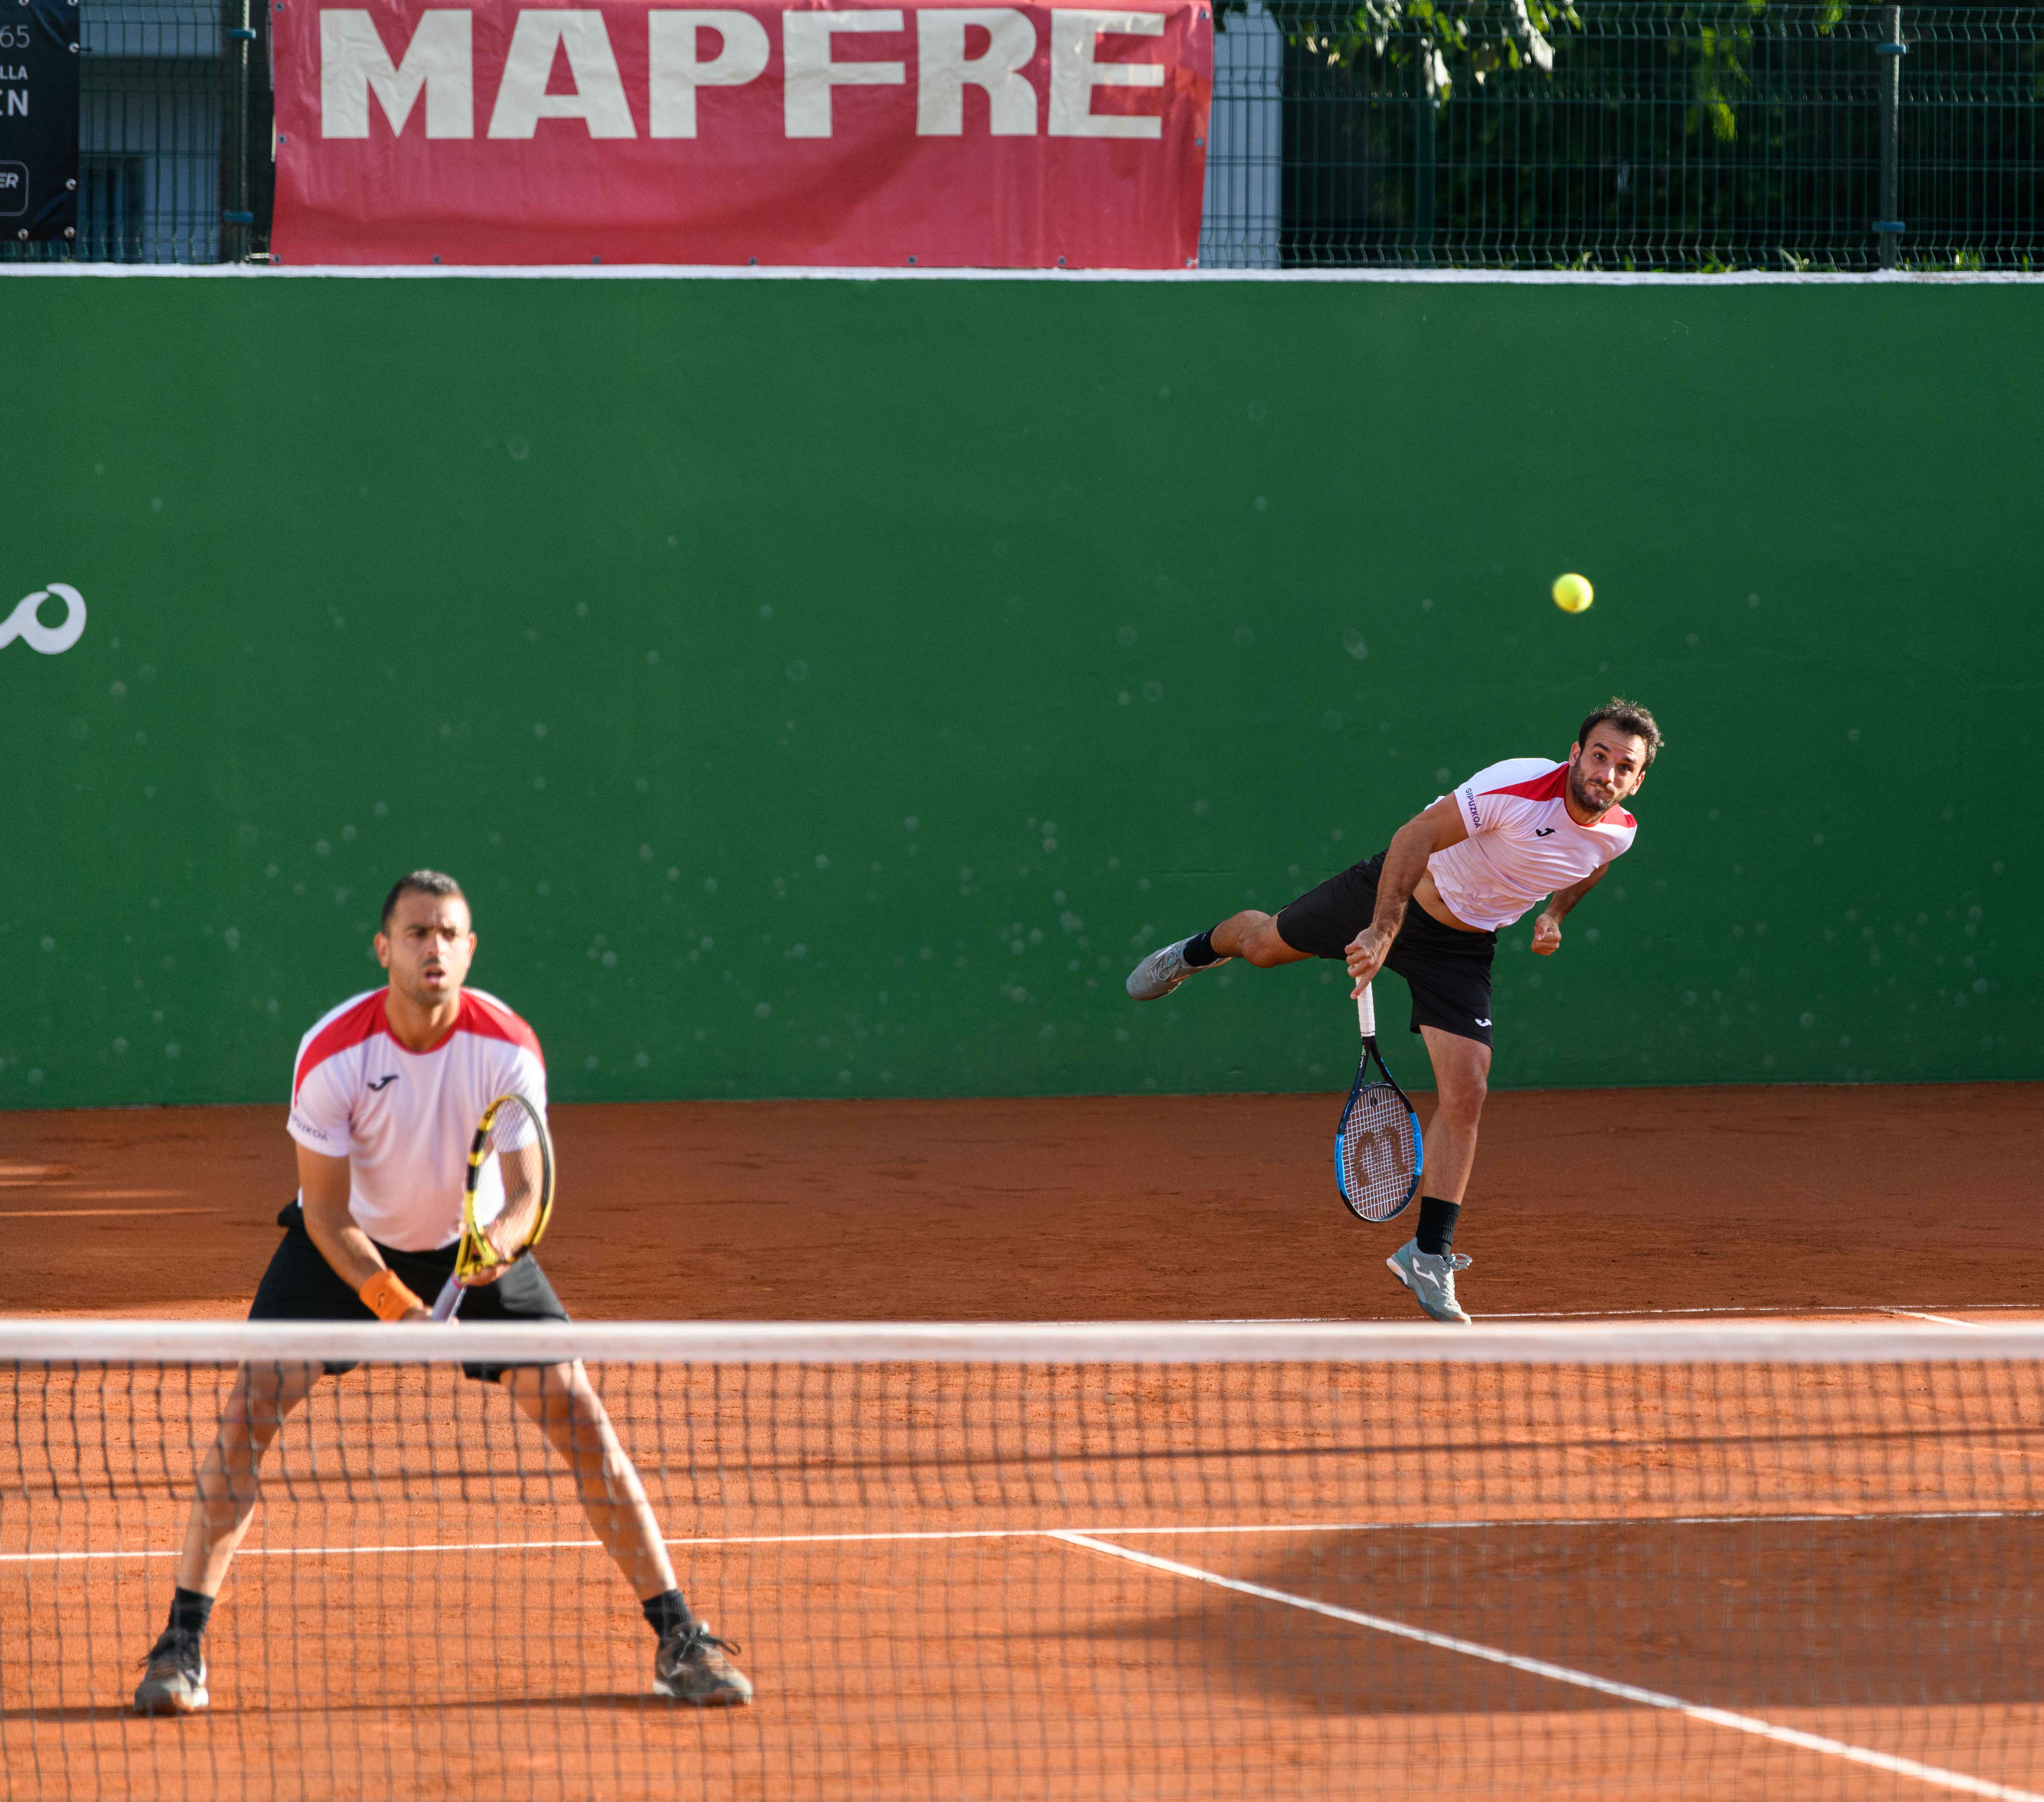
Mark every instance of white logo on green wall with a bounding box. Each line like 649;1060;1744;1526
1;585;87;655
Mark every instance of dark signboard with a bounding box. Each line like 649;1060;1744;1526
0;0;79;245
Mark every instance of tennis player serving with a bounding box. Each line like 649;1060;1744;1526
133;872;752;1714
1125;699;1662;1325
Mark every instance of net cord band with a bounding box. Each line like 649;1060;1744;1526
0;1319;2039;1367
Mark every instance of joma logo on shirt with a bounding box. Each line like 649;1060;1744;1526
366;1074;399;1091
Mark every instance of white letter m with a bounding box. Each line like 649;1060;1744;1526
321;10;474;138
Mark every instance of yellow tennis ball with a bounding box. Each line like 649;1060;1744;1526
1552;573;1594;614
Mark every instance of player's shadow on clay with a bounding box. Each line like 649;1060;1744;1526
1056;1521;2044;1715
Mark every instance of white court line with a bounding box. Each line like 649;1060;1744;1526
1192;1305;2037;1324
1485;1307;2023;1326
11;1505;2044;1565
1052;1531;2044;1802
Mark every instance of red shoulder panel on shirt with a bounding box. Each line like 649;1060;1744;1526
460;990;546;1066
293;992;390;1100
1613;808;1637;829
1483;764;1570;803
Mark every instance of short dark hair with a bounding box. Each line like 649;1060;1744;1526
380;870;468;929
1577;697;1664;767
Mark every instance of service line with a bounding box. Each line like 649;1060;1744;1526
9;1505;2044;1565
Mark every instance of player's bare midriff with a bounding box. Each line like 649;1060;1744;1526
1414;870;1484;933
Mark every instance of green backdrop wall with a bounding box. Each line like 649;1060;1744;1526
1;274;2033;1108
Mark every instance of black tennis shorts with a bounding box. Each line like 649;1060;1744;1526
1275;851;1497;1047
249;1201;570;1382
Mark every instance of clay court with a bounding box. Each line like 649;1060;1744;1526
6;1084;2038;1323
4;1084;2040;1800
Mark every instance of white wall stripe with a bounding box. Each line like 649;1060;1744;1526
1;263;2040;286
1052;1531;2044;1802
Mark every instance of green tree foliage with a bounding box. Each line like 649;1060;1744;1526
1219;1;1861;133
1221;0;1583;104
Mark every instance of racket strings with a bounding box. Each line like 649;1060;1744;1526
1336;1082;1420;1222
474;1103;550;1265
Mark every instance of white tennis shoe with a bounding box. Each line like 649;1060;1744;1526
1125;937;1228;1001
1386;1237;1473;1326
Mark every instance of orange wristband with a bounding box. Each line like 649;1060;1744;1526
358;1269;425;1322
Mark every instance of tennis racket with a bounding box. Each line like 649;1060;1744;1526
1334;983;1422;1223
429;1093;556;1322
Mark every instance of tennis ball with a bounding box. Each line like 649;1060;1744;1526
1552;573;1594;614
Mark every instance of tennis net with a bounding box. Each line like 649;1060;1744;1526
4;1320;2042;1801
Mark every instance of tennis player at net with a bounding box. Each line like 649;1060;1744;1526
134;871;752;1714
1126;699;1662;1325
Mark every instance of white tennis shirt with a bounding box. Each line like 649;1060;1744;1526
1425;757;1638;933
287;987;549;1252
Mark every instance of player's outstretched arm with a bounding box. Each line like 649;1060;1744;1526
1345;796;1469;991
298;1146;432;1322
1530;864;1610;956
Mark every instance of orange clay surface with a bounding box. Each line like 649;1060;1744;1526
1;1084;2040;1801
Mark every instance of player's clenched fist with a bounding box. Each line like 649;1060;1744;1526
1531;911;1563;956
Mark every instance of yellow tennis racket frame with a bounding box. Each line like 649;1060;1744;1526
429;1093;555;1321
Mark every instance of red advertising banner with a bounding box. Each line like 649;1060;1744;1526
269;0;1211;266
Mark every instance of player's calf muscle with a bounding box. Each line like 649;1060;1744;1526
1212;911;1302;968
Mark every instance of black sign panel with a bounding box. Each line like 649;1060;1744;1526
0;0;79;245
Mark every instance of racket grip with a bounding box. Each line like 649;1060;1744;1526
429;1274;464;1322
1356;983;1377;1039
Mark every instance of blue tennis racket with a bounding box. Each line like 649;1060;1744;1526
1334;984;1422;1222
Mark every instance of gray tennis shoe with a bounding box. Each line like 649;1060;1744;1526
1386;1238;1473;1325
1125;937;1226;1001
133;1627;209;1715
654;1622;753;1706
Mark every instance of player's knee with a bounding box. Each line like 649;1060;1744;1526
559;1385;613;1449
1439;1071;1488;1123
1433;1054;1488;1122
224;1392;289;1453
1239;919;1290;968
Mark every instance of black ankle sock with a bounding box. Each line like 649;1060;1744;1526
1181;928;1223;970
1415;1197;1461;1257
167;1587;214;1637
642;1589;694;1638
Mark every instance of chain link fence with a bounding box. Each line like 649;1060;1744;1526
5;0;2037;269
1205;1;2043;270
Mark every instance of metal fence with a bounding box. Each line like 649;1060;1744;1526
5;0;2038;270
4;0;267;264
1208;1;2044;270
